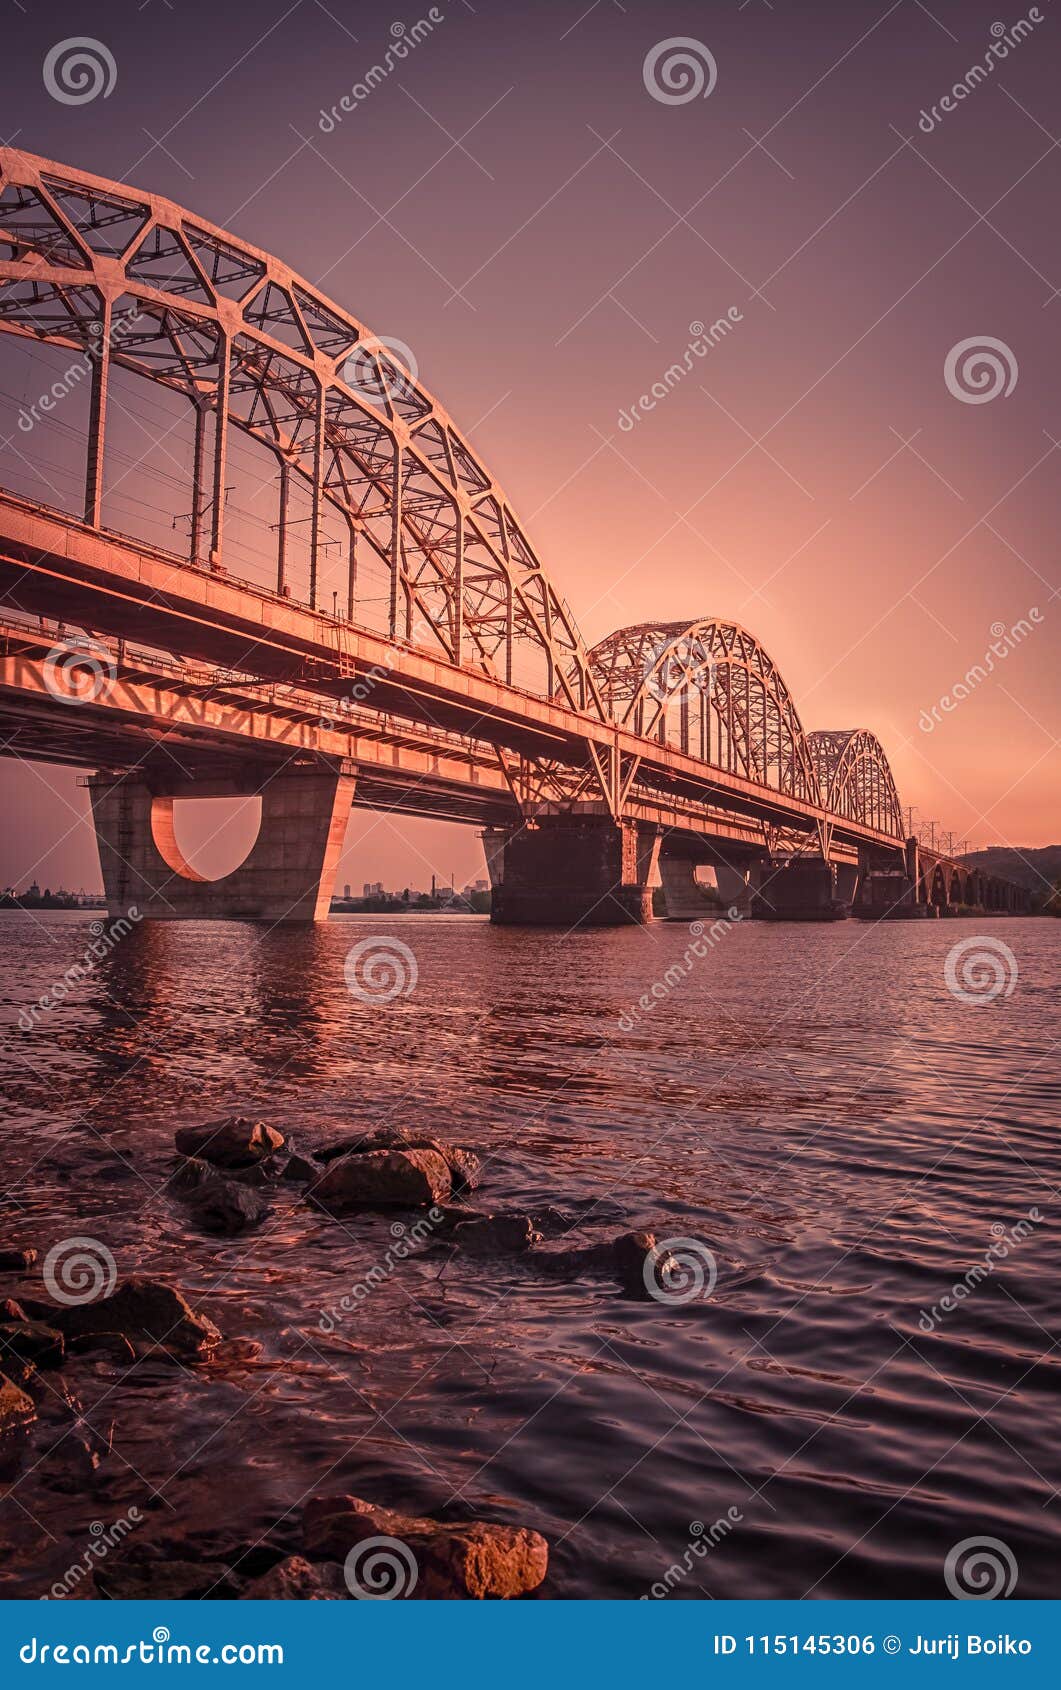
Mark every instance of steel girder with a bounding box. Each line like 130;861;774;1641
585;617;822;809
807;729;904;840
0;147;605;718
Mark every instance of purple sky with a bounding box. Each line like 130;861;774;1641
0;0;1057;892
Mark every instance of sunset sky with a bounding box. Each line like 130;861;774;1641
0;0;1057;893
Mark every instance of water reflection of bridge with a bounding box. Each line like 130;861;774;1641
0;149;1029;923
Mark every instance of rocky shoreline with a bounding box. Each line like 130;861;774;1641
1;1114;680;1600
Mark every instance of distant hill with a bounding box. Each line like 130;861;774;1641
963;845;1061;903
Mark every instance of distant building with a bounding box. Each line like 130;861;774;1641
362;881;383;897
343;883;351;899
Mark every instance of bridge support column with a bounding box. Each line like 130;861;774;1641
87;763;355;923
757;858;845;921
479;827;509;892
713;859;761;916
490;818;657;927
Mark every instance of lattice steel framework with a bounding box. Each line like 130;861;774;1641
0;148;605;716
586;618;821;806
807;729;903;839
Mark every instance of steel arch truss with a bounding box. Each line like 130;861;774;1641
586;618;821;807
807;729;903;839
0;148;605;717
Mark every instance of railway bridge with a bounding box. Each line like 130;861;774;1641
0;149;1030;925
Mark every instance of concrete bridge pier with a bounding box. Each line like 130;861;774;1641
756;857;845;921
88;761;356;922
657;854;719;920
489;817;659;926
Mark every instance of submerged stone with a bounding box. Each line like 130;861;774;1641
304;1494;548;1599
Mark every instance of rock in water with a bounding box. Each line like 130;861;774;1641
177;1174;268;1236
310;1149;452;1214
0;1248;38;1272
0;1371;36;1431
0;1319;65;1368
173;1117;284;1169
316;1130;481;1191
304;1495;548;1599
239;1556;347;1599
22;1277;221;1357
450;1214;540;1255
95;1559;241;1600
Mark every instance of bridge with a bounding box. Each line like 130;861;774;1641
0;149;1030;925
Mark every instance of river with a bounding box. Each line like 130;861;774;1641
0;911;1057;1599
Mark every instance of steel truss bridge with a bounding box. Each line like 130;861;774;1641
0;149;1028;923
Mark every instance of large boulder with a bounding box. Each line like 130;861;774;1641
173;1117;284;1170
316;1130;481;1191
0;1371;36;1431
239;1556;347;1599
0;1247;38;1272
22;1277;221;1357
532;1230;661;1295
310;1149;451;1214
303;1494;547;1600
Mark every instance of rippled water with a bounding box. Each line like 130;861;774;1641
0;911;1057;1599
